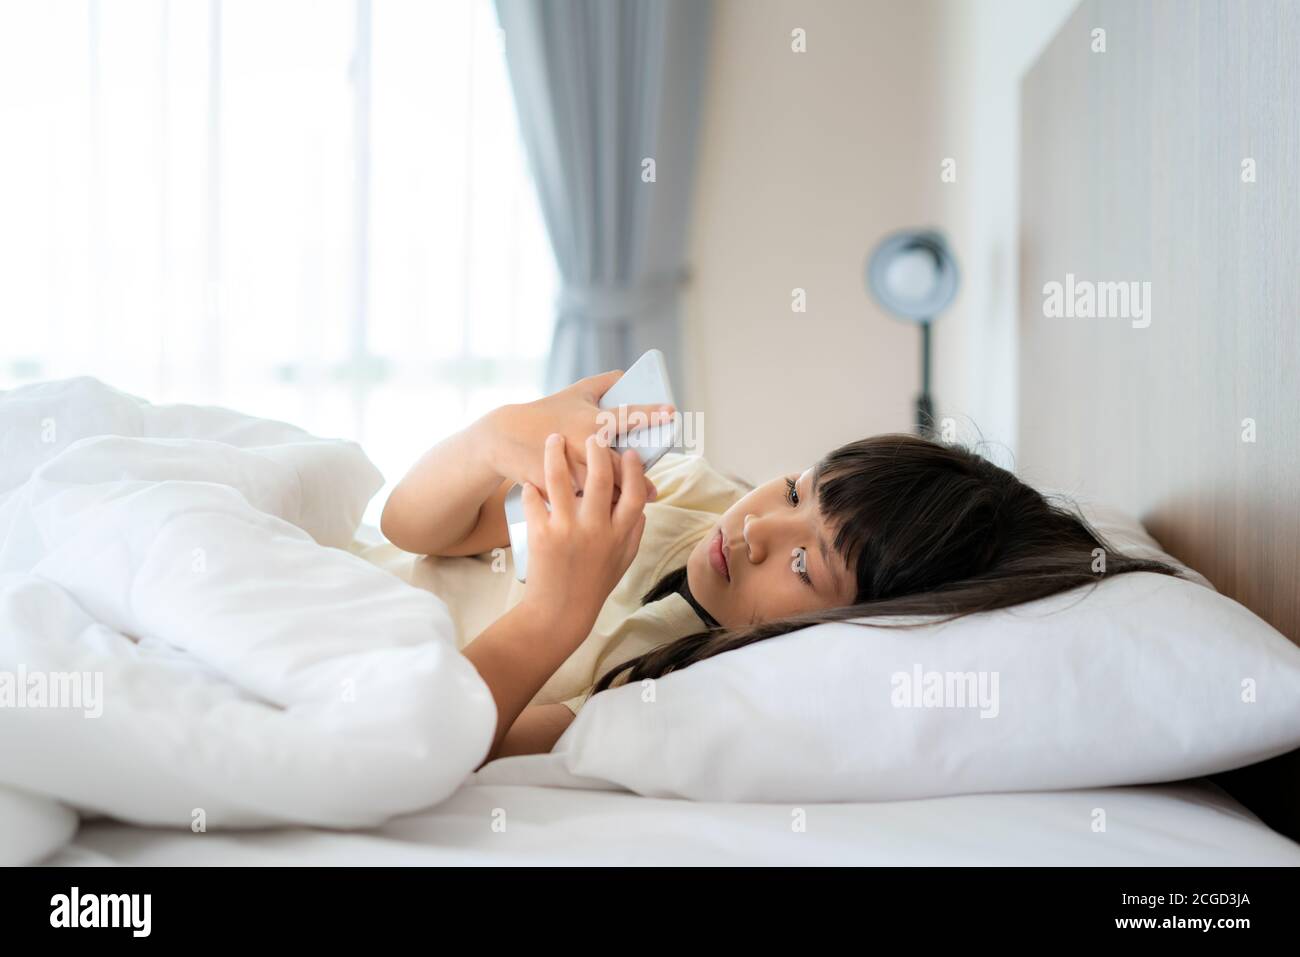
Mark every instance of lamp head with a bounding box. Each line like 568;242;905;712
866;229;960;323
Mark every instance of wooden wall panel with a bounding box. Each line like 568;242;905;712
1020;0;1299;643
1019;0;1300;841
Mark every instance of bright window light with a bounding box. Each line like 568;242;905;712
0;0;558;525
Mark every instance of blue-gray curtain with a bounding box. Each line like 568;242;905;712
493;0;713;401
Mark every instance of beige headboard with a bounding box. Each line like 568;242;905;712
1019;0;1299;838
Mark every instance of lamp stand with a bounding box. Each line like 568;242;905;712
916;319;935;437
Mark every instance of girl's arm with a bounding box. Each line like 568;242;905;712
380;414;512;556
496;704;575;757
463;606;584;765
464;432;648;766
380;371;672;557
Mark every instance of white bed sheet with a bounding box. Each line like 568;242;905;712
50;777;1300;866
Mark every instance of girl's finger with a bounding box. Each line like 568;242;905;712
580;448;659;502
596;444;659;498
592;403;673;445
580;434;614;520
542;433;577;521
519;481;548;528
624;403;676;426
583;369;625;403
629;512;648;551
620;512;648;566
605;447;625;487
607;478;657;504
612;448;648;531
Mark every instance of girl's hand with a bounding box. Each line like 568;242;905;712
485;370;674;503
517;431;650;633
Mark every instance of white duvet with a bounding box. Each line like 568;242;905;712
0;377;496;863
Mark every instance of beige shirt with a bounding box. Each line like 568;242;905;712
350;452;749;714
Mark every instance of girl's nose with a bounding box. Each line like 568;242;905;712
745;508;802;566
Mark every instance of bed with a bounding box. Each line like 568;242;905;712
35;512;1300;867
49;777;1300;867
38;523;1299;867
21;0;1300;866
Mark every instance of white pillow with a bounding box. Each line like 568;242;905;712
552;507;1300;802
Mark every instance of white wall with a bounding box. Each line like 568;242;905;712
681;0;948;484
934;0;1079;466
681;0;1077;483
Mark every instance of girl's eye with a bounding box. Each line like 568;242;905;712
785;479;812;586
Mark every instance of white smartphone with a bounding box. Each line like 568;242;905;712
504;349;678;582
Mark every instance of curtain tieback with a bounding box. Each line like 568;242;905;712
556;271;688;324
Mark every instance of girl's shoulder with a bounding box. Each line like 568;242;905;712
646;451;752;512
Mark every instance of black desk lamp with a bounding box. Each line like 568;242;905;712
866;230;960;437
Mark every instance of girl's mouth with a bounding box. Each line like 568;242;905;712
708;527;730;582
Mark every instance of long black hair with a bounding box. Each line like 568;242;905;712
591;433;1180;694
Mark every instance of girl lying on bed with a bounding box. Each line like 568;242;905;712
381;370;1177;764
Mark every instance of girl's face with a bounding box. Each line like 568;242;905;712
685;466;857;628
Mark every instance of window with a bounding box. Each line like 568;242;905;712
0;0;557;523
